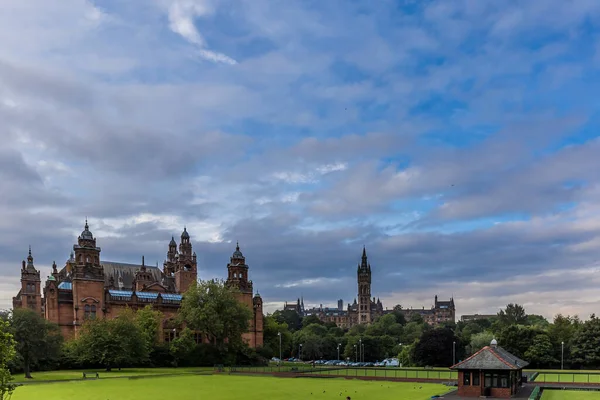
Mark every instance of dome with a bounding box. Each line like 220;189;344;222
491;339;498;346
48;275;56;281
181;227;190;239
232;242;244;258
80;220;94;240
169;236;177;246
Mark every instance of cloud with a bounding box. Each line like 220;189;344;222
2;0;600;322
166;0;237;64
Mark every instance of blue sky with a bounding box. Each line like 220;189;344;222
1;0;600;318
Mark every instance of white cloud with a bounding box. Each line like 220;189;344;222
166;0;237;64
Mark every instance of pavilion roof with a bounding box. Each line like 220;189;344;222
450;345;529;370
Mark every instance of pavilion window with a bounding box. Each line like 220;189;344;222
473;372;480;386
463;372;471;386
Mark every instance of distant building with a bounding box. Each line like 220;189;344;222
283;247;384;328
461;314;496;323
280;247;455;328
395;296;456;327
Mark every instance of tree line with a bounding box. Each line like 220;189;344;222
263;303;600;369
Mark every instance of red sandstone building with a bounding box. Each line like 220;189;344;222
12;221;263;348
451;339;528;398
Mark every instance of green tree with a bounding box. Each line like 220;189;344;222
178;280;252;353
469;331;495;354
169;327;196;367
398;340;416;367
413;328;462;367
526;315;550;329
10;308;63;379
74;309;148;370
572;314;600;368
497;325;540;359
0;319;16;400
272;310;302;332
525;334;558;367
302;315;323;328
496;304;527;328
135;306;163;353
262;315;292;359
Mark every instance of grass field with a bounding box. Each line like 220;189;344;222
12;367;212;383
11;374;452;400
542;390;600;399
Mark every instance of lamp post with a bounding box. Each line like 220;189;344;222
354;344;357;363
337;343;342;361
359;338;362;363
277;332;282;365
299;343;303;361
398;342;403;367
561;341;564;370
452;341;456;365
361;343;365;363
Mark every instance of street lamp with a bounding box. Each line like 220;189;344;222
561;341;564;370
299;343;303;361
354;344;357;363
452;341;456;365
337;343;342;361
361;343;365;363
359;338;362;363
398;342;403;367
277;332;282;365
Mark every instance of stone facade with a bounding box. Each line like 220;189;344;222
13;222;263;348
399;296;456;327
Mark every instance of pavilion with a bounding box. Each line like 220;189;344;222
450;339;529;398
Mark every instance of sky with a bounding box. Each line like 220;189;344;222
1;0;600;320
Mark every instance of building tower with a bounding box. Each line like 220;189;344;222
357;246;372;324
71;220;105;332
226;243;263;348
174;227;197;293
226;242;252;294
12;247;43;316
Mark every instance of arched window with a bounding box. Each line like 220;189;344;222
79;254;83;262
86;256;90;263
91;305;97;319
84;304;91;319
95;257;98;264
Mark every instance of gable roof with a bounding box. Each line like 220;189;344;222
101;261;164;290
450;345;529;370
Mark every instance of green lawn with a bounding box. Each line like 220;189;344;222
542;390;600;399
12;374;452;400
535;373;600;383
12;367;211;383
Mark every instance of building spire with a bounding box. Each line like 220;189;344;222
236;241;240;251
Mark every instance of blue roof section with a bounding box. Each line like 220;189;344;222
136;292;159;300
107;290;182;302
161;293;183;301
58;281;72;290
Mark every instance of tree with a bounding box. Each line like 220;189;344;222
272;310;302;332
169;327;196;367
10;308;62;378
262;315;292;359
526;315;549;329
413;328;462;367
302;315;323;328
497;304;527;328
525;334;558;367
178;280;252;353
469;331;495;354
571;314;600;368
498;325;540;359
74;309;148;371
0;319;16;400
135;306;163;354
